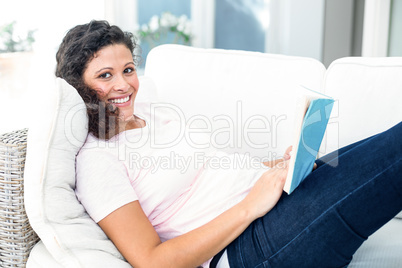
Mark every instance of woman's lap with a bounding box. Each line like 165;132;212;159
226;121;402;268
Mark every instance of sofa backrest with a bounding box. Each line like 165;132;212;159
322;57;402;156
144;44;326;159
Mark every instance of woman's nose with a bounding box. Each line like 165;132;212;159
113;75;129;92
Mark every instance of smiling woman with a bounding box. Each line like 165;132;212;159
55;21;141;139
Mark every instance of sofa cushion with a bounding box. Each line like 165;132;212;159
323;56;402;267
396;211;402;219
323;57;402;154
144;44;326;159
349;219;402;268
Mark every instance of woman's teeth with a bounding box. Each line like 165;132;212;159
110;96;130;104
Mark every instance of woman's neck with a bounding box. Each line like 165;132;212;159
119;114;146;132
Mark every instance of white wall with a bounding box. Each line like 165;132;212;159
0;0;105;134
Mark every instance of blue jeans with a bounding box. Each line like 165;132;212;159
226;121;402;268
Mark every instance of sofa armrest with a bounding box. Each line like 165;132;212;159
0;129;39;267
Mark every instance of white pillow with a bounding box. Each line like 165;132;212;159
24;78;133;267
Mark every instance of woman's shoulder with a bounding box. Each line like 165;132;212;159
78;133;119;158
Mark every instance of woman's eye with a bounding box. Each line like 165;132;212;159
99;72;111;79
124;67;135;74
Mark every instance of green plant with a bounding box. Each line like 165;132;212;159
137;12;192;48
0;21;36;53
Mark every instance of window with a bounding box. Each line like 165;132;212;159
214;0;269;52
136;0;191;68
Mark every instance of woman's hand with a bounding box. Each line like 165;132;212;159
283;145;292;160
283;145;317;170
248;145;292;219
242;160;289;219
263;146;292;167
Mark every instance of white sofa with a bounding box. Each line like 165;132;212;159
0;44;401;267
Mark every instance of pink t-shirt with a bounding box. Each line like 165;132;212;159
75;102;269;266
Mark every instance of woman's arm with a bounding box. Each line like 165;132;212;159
98;162;289;268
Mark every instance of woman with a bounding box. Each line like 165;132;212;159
56;20;402;268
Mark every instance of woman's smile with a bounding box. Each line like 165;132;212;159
108;93;133;106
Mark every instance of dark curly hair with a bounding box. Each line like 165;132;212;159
55;20;138;139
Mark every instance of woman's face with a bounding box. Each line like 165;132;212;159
83;44;139;121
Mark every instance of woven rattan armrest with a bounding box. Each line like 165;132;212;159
0;129;39;267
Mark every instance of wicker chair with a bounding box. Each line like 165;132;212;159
0;129;39;267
